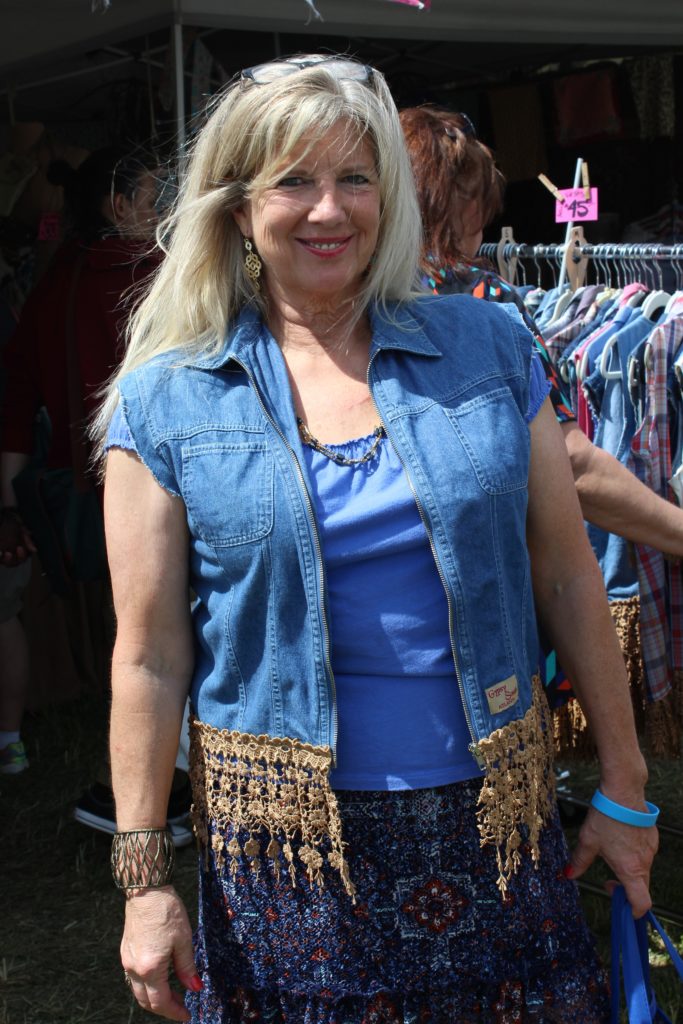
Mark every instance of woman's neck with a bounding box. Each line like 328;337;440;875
265;287;369;358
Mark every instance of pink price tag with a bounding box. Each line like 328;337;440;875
555;187;598;223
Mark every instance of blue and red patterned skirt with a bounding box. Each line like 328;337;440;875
187;779;609;1023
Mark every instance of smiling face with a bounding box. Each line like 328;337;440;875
233;120;380;314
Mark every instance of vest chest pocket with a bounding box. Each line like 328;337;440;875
443;389;529;495
181;441;274;547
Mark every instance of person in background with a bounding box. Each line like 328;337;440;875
98;54;655;1023
0;147;191;837
399;104;683;556
0;554;32;775
0;266;33;774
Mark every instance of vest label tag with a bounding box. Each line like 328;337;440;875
485;675;518;714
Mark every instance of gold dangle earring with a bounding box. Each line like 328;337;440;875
243;237;262;290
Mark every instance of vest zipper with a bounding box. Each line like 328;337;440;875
367;353;484;769
233;358;339;765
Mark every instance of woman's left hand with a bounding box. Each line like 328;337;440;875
567;807;659;919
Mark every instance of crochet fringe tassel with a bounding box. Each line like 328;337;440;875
189;676;556;901
189;719;356;900
552;596;682;760
475;674;556;894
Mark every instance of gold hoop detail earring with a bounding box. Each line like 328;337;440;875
243;237;262;289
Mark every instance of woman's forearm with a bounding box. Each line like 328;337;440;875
562;421;683;555
534;559;648;802
104;448;194;831
529;404;648;800
110;643;190;830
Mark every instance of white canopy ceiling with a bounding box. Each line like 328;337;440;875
3;0;683;83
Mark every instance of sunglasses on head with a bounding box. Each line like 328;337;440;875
240;56;374;88
444;113;477;139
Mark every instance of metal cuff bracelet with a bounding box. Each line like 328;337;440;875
111;828;176;890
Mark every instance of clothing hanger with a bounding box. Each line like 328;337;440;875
643;290;671;317
517;250;528;287
640;248;670;319
611;245;626;299
548;286;575;324
628;350;642;396
599;336;622;381
545;238;577;324
496;227;518;284
644;340;655;378
665;245;683;313
593;244;615;301
636;244;655;291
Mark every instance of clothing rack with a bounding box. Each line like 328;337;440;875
478;227;683;924
480;228;683;291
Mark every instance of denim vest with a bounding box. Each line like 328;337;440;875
118;295;553;896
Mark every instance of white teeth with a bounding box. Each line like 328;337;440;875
307;241;343;250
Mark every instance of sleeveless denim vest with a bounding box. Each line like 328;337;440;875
117;295;554;897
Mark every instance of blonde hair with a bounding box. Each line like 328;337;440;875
93;56;422;448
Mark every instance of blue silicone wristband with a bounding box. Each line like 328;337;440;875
590;790;660;827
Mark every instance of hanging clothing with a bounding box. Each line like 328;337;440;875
521;265;683;757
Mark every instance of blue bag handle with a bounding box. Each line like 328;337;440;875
611;885;683;1024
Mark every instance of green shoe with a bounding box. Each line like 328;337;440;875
0;740;28;774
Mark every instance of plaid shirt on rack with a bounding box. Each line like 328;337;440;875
628;312;683;701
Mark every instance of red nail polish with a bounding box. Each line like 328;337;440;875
190;975;203;992
563;864;575;879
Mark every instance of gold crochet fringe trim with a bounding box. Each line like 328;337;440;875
552;695;592;759
189;718;356;900
552;596;682;759
611;596;683;757
611;595;646;721
475;675;555;895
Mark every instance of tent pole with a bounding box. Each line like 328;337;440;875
173;0;186;167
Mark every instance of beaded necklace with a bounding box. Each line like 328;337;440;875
296;417;386;467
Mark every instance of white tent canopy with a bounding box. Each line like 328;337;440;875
3;0;683;82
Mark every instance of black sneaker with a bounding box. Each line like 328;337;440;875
73;782;193;847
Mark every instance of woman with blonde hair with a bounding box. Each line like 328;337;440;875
103;57;655;1023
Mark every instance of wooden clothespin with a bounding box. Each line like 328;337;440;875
566;226;588;292
496;226;518;285
581;162;590;201
537;173;565;204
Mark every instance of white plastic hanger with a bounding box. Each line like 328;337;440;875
599;336;621;380
641;289;671;320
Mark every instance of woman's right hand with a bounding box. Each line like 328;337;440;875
121;886;201;1021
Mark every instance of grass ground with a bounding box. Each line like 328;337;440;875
1;694;681;1023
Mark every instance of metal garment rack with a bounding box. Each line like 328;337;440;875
477;228;683;924
479;230;683;291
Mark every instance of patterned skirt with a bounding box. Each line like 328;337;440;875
187;780;609;1024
